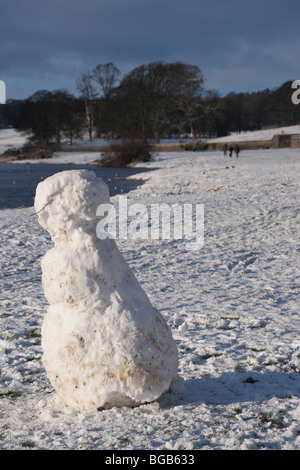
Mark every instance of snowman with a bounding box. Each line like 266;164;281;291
34;169;178;410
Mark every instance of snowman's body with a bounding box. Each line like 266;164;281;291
35;170;178;410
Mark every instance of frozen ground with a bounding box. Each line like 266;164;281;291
1;146;300;450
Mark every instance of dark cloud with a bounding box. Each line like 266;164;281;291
1;0;299;99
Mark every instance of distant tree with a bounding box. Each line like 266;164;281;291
50;89;76;148
76;73;98;141
17;90;56;148
146;61;181;142
223;93;247;134
60;96;85;145
109;65;152;142
219;89;274;135
91;62;121;99
200;90;226;137
90;63;121;139
106;61;205;142
17;89;81;148
167;62;204;139
261;81;300;127
1;99;24;128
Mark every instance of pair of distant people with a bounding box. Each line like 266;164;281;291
223;143;240;157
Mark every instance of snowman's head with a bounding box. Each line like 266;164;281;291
34;169;110;240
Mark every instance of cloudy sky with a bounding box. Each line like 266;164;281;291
1;0;299;100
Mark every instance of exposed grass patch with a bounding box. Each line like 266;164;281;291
201;352;223;360
0;390;22;399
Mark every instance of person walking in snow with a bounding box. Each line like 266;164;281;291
234;145;240;158
229;146;233;157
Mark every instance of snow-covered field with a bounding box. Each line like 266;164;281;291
208;124;300;143
1;141;300;449
12;151;102;165
0;128;26;154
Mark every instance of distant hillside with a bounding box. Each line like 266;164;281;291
208;125;300;143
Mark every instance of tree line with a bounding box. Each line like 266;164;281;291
1;61;299;149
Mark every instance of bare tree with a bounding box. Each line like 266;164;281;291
113;61;205;142
76;73;98;141
168;62;204;139
91;63;121;99
17;89;82;149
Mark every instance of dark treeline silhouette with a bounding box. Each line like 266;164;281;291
1;61;299;151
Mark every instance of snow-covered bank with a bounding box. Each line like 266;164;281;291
12;151;101;165
208;125;300;143
1;148;300;449
0;128;26;154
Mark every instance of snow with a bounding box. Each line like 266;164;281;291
0;128;26;154
0;128;102;164
1;142;300;449
208;124;300;143
34;169;178;410
13;151;102;165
